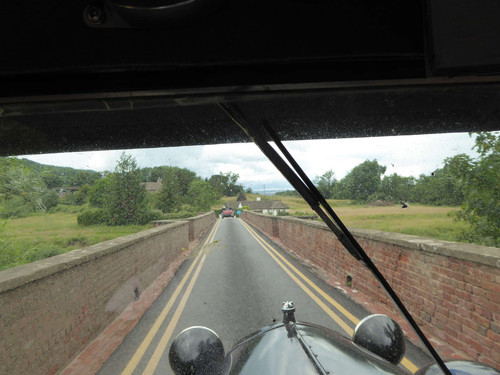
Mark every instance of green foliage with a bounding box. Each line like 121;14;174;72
157;168;183;212
40;171;62;188
22;244;65;262
0;158;60;218
314;170;336;199
237;192;247;201
134;209;164;225
208;172;244;197
452;132;500;246
375;174;415;203
0;196;36;218
50;204;86;214
411;155;469;206
162;210;199;220
77;153;160;225
12;157;99;187
155;167;198;213
105;153;149;225
41;189;59;211
77;208;109;225
67;184;91;206
188;180;218;211
336;160;386;201
69;170;101;187
88;178;111;208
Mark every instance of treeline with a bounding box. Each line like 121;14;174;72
0;153;248;225
314;157;467;206
311;132;498;247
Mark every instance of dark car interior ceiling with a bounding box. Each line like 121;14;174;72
1;0;499;155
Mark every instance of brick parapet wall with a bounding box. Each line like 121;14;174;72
187;212;216;242
241;211;500;369
0;212;215;375
152;212;216;243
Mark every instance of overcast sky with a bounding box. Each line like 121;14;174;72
20;132;479;193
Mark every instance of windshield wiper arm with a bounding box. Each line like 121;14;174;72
218;102;452;375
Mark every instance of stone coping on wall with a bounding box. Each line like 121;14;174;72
152;212;212;226
0;221;188;294
268;215;500;269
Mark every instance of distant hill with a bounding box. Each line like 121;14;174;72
14;158;101;187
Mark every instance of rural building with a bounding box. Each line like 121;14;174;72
224;198;289;216
141;177;163;193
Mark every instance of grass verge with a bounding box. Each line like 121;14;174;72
0;211;150;271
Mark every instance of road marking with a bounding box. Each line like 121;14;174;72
121;219;220;375
401;358;419;373
142;254;207;375
238;218;419;374
238;219;354;335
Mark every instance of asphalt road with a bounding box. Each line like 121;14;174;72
97;218;431;375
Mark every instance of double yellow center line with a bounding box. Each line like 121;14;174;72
121;219;221;375
122;217;417;374
237;218;418;374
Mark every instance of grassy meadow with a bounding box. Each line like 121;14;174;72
217;194;469;242
0;197;469;271
0;209;150;271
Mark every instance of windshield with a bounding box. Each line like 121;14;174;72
1;130;499;374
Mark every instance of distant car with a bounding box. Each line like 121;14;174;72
222;208;234;218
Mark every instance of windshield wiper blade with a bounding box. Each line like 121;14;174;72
218;102;452;375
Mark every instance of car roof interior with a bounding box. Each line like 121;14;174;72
1;0;499;156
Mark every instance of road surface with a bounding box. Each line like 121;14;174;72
98;218;431;375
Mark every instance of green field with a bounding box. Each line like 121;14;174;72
0;211;150;271
1;198;470;271
215;194;470;242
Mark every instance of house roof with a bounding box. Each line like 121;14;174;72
224;200;289;211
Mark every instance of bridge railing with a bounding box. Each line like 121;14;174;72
241;211;500;369
0;212;215;375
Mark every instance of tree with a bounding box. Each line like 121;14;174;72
157;168;183;213
69;170;100;187
453;132;500;246
377;174;415;203
411;156;469;206
187;180;217;211
338;160;386;201
0;159;58;217
208;172;244;197
314;170;336;199
88;178;112;208
40;171;62;189
275;190;300;197
106;153;148;225
237;192;247;201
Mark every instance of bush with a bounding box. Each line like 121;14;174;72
0;196;37;219
134;209;164;225
77;208;108;225
42;189;59;210
22;245;64;262
49;204;86;214
78;208;163;226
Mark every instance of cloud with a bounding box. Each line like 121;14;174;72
19;132;479;191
